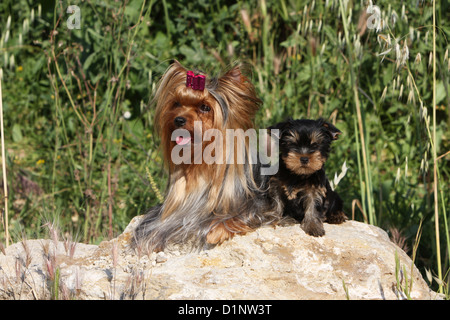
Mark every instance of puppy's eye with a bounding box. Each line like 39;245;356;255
173;101;181;108
199;104;211;113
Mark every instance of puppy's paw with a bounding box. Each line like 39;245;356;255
326;211;348;224
301;218;325;237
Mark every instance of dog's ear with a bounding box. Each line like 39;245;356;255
267;124;281;139
220;62;256;84
170;59;187;72
219;64;244;84
268;118;294;138
322;120;341;140
266;120;291;156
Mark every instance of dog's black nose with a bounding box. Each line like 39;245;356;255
174;116;186;127
300;157;309;165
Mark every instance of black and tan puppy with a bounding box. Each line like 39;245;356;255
269;118;347;236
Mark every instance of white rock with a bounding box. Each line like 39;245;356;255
0;216;438;300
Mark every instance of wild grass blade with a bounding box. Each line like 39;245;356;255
338;0;375;225
0;68;9;247
432;0;443;294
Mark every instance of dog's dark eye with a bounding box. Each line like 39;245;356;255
173;101;181;108
199;104;211;113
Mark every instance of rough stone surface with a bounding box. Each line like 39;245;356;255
0;217;439;300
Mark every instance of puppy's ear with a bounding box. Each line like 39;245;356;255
266;120;292;156
268;118;294;138
267;124;282;139
322;121;341;140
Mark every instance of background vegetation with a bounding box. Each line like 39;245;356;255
0;0;448;295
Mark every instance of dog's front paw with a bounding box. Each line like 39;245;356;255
206;218;253;245
301;218;325;237
326;211;348;224
206;223;234;245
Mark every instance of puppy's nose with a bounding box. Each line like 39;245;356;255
300;157;309;165
174;116;186;127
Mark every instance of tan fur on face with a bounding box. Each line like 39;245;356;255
310;130;324;144
282;151;325;175
285;130;300;144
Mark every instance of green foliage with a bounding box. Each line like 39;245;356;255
0;0;448;294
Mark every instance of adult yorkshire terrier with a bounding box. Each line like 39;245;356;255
269;118;347;237
133;61;281;251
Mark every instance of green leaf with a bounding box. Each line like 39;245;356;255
435;81;446;105
12;124;23;142
83;52;97;72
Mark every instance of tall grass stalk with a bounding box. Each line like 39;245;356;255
0;68;9;248
407;44;448;294
431;0;443;294
338;0;375;225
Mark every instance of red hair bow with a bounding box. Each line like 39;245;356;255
186;71;206;91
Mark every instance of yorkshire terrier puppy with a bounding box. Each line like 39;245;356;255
133;61;281;251
269;118;347;236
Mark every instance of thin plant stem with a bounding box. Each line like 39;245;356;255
51;49;88;128
410;219;424;293
0;69;9;247
353;115;366;218
107;160;113;239
432;0;443;294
